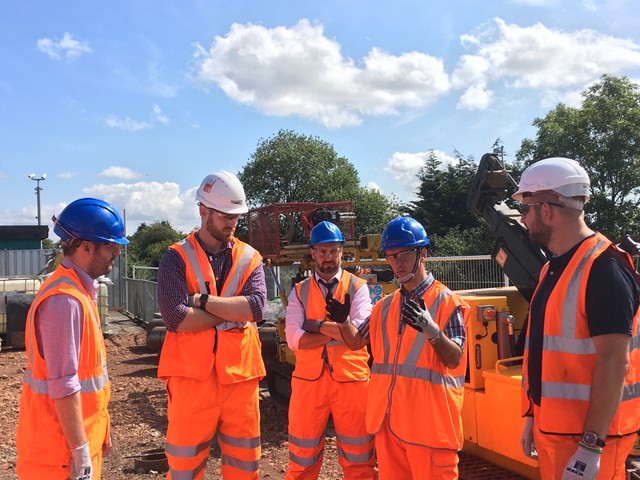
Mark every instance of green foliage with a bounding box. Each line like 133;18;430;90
239;129;396;241
516;75;640;240
42;238;57;249
430;225;494;256
126;221;185;276
409;150;482;238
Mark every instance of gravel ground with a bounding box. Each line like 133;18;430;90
0;318;342;480
0;312;534;479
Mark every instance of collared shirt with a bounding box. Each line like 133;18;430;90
357;273;466;350
285;269;373;350
36;258;98;399
157;234;267;332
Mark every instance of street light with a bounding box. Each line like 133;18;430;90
28;173;47;226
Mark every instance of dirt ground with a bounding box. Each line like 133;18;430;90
0;319;344;480
0;313;533;480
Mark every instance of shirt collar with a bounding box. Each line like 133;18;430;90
401;272;434;299
61;257;99;297
314;268;343;284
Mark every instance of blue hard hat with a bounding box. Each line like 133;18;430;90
53;197;129;245
309;221;345;246
381;217;430;252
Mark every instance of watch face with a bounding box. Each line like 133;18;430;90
582;432;597;446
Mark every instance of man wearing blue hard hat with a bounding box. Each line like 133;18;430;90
16;198;128;480
335;216;469;479
284;221;375;479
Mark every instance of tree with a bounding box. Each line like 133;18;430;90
238;129;395;241
516;75;640;240
410;151;483;234
126;221;185;277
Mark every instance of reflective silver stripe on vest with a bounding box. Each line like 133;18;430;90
165;438;210;458
379;295;393;365
337;445;374;463
177;238;208;294
560;238;608;339
541;381;591;401
630;333;640;352
543;336;596;354
288;433;323;449
623;382;640;401
218;244;258;332
403;290;450;367
335;431;374;446
221;453;259;473
169;455;208;480
218;431;261;449
371;362;464;388
22;368;109;395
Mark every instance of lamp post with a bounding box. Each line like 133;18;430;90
28;173;47;225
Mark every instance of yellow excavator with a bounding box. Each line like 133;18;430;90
250;154;640;479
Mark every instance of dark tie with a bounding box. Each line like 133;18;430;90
318;278;338;303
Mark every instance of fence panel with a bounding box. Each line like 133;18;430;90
124;278;158;323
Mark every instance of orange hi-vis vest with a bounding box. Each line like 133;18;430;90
16;265;110;465
366;281;470;449
158;232;266;384
292;272;370;382
522;232;640;436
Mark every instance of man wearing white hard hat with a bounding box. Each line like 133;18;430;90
157;171;266;479
515;158;640;480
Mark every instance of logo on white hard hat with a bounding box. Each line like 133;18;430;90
203;179;216;193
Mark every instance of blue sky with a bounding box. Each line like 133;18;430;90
2;0;640;238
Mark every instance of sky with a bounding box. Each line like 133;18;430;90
1;0;640;238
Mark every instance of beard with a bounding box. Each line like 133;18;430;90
206;213;235;243
316;261;339;277
527;222;552;250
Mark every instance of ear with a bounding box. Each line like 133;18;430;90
198;204;208;219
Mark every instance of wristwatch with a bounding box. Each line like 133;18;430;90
199;293;209;310
581;431;606;448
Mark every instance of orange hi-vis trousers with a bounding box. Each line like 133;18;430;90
286;369;375;480
17;450;103;479
164;368;261;480
374;418;459;480
533;409;636;479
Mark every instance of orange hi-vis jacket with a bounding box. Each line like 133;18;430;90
292;272;370;382
16;265;110;465
157;232;266;384
522;232;640;436
366;281;470;449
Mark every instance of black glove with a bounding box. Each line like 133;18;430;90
326;293;351;324
402;299;440;339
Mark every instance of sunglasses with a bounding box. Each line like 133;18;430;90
519;201;564;215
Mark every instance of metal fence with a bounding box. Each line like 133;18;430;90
121;255;510;322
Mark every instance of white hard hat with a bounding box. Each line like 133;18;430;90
196;171;248;214
512;157;590;202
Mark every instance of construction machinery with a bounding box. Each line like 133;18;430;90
250;154;640;478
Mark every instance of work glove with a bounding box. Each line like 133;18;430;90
402;299;440;339
70;442;93;480
326;293;351;324
520;416;537;458
302;319;323;333
562;444;601;480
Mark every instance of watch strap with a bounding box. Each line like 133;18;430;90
199;293;209;310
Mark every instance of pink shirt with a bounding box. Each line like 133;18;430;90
35;258;98;399
285;269;372;350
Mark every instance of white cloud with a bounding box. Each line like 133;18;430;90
105;115;151;132
84;181;200;234
152;104;170;125
192;19;449;128
366;182;381;193
37;32;92;61
457;83;493;110
452;18;640;108
384;150;458;192
58;172;78;179
99;166;142;180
